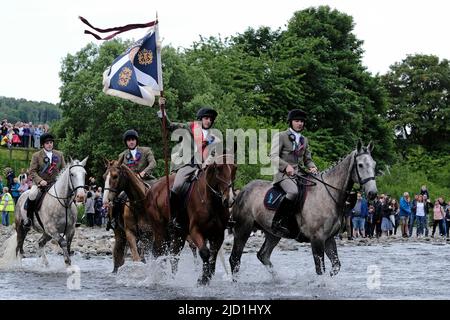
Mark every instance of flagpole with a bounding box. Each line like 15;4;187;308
156;13;172;220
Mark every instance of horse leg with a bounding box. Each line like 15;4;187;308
124;228;141;262
16;223;29;256
66;228;75;256
310;239;326;275
37;233;52;267
324;237;341;276
112;227;127;273
208;236;225;280
189;227;211;285
168;233;186;276
54;234;71;266
229;221;253;280
257;231;281;277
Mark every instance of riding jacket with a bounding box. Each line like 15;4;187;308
165;120;219;172
270;129;316;184
118;146;156;183
29;149;66;185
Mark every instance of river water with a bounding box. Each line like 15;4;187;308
1;239;449;300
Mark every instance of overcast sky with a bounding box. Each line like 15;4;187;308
0;0;448;104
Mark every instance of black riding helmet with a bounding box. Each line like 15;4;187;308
40;132;55;147
123;129;139;146
287;109;307;122
196;107;218;122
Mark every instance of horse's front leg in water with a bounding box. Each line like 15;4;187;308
324;237;341;276
311;239;326;275
55;235;71;266
38;233;52;267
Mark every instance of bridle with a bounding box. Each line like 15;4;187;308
46;164;86;204
299;151;375;204
41;163;86;236
204;154;236;206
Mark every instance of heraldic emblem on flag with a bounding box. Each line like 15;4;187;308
79;16;163;106
103;26;163;106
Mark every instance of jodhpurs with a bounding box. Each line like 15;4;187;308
278;178;298;201
172;165;198;195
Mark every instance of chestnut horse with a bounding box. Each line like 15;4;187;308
103;160;152;272
145;153;237;285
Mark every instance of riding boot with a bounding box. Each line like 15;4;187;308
23;198;36;228
169;191;183;231
271;197;296;237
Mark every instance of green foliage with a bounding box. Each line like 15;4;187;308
49;5;446;194
381;54;450;153
377;146;450;200
0;96;61;124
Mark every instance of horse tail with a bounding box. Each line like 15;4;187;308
0;231;21;269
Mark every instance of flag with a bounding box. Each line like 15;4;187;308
102;22;163;106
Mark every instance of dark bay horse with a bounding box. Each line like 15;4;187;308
14;158;88;266
230;141;377;278
103;160;152;272
145;153;237;285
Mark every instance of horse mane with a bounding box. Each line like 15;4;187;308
55;159;79;181
321;145;372;175
321;149;357;175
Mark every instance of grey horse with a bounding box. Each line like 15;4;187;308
15;158;88;266
229;141;377;278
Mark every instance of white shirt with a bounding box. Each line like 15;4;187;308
44;150;53;161
416;202;425;217
130;149;137;159
289;128;302;145
202;128;209;139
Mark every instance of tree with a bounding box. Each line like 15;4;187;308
382;54;450;153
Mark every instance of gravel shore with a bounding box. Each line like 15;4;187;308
1;224;448;259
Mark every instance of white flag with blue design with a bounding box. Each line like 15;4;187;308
102;24;163;106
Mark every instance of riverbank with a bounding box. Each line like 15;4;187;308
0;224;448;259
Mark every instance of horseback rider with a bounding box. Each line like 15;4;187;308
23;132;66;228
270;109;318;237
118;129;156;185
107;129;156;230
157;97;219;231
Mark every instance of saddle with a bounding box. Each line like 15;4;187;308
263;176;308;212
24;186;51;228
264;176;310;242
179;169;202;209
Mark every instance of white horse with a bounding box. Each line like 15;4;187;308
14;158;88;266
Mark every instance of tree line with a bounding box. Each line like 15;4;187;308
51;6;449;198
0;96;61;124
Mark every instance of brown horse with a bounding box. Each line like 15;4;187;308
103;160;152;273
145;153;237;285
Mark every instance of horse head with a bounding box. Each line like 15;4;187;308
69;156;88;200
103;160;124;205
205;153;237;208
352;140;378;200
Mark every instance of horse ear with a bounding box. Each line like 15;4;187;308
80;156;89;167
69;156;73;163
103;158;109;168
367;141;374;153
357;139;363;152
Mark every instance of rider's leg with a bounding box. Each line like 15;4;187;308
271;179;297;236
170;165;197;230
24;185;39;228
